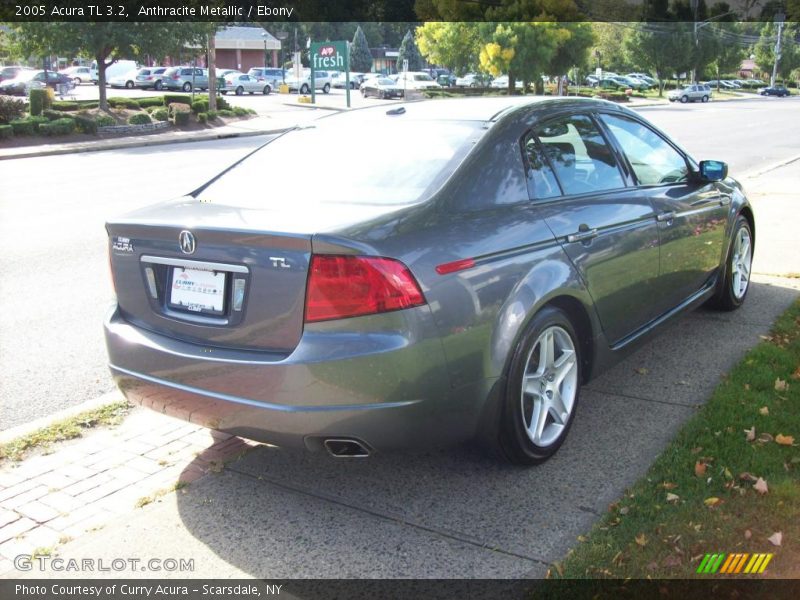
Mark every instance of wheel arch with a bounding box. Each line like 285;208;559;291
739;204;755;249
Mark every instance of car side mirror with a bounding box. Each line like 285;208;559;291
699;160;728;182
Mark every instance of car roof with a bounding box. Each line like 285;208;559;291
319;96;619;125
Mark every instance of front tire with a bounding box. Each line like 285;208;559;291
126;81;134;89
235;86;244;96
708;215;753;311
300;83;310;94
702;95;709;102
497;307;582;465
154;80;163;91
680;95;689;103
182;82;192;92
322;83;330;94
263;85;271;95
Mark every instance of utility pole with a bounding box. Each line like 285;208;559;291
692;0;698;84
208;30;217;112
770;12;785;88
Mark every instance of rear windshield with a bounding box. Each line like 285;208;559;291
197;118;485;206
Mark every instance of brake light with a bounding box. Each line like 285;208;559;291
172;73;180;79
305;255;425;323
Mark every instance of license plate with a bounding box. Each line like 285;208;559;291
169;267;226;315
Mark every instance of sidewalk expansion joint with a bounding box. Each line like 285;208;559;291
224;464;549;567
586;388;701;409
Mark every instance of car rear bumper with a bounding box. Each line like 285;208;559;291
105;306;482;453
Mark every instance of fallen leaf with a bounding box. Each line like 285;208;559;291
695;461;707;477
744;426;756;442
666;493;680;504
678;380;690;386
612;551;625;566
739;472;758;482
774;378;788;392
704;497;722;508
767;532;782;546
577;535;587;543
646;561;658;571
753;477;769;495
619;506;629;515
662;554;682;568
776;434;795;446
744;383;751;391
635;367;649;375
724;467;733;480
635;533;648;547
757;432;774;444
791;366;800;380
759;406;769;416
662;482;678;490
744;529;752;540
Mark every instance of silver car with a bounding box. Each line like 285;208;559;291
162;67;208;92
219;72;271;95
669;84;712;103
105;97;754;463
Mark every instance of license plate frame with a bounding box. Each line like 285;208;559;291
168;266;227;316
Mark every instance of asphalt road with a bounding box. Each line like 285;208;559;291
0;96;798;433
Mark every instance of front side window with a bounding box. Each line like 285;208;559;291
533;114;625;195
600;114;689;185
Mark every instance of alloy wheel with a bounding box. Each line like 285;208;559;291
731;226;752;300
520;326;578;447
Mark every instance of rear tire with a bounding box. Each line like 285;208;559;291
322;83;330;94
182;82;192;92
702;95;709;102
154;80;163;91
300;83;310;94
497;307;582;465
263;85;271;95
125;81;134;89
680;95;689;103
708;215;753;311
235;86;244;96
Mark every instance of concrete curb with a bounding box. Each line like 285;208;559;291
0;126;292;161
280;101;348;112
741;153;800;179
0;391;126;446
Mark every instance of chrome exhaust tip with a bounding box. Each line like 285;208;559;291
323;438;371;458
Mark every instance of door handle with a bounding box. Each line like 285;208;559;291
657;211;676;223
566;228;598;243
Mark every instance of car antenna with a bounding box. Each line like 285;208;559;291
386;107;405;116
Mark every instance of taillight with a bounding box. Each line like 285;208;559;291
305;255;425;323
172;74;179;79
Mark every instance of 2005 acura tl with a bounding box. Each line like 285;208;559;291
105;97;754;464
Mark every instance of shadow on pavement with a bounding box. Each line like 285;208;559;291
173;280;799;578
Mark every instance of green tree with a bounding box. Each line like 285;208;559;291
350;26;373;73
12;22;213;111
416;22;482;75
625;22;692;96
755;22;800;84
397;29;423;72
589;23;633;73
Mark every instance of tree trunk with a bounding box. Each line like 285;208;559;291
207;32;217;112
508;72;516;95
97;54;109;112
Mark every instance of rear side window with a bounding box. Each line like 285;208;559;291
533;114;625;195
522;135;561;200
600;114;689;185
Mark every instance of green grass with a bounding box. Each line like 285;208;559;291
555;299;800;579
0;401;131;462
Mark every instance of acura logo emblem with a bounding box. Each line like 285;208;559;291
179;230;196;255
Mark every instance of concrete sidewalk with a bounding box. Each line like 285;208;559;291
1;145;798;581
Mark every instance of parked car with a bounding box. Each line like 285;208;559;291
330;71;363;89
219;72;271;95
59;65;95;85
360;77;403;99
104;96;754;463
0;70;70;95
247;67;285;92
108;69;138;89
91;59;138;85
134;67;167;90
758;85;790;97
393;71;442;91
668;84;712;103
161;67;208;92
490;75;524;90
626;72;657;86
285;69;332;94
455;73;492;87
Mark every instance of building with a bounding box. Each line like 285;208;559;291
370;47;400;74
214;26;281;72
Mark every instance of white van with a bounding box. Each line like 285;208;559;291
90;60;138;85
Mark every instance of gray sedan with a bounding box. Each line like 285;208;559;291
105;97;754;463
219;72;271;95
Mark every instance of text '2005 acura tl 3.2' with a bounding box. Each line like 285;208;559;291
105;97;754;464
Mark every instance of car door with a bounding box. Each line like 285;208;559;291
528;113;662;345
598;112;729;314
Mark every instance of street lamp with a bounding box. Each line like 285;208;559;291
275;30;289;82
594;49;602;73
261;32;268;70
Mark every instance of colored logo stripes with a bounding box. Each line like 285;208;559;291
696;552;773;574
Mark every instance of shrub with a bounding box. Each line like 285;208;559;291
74;114;98;134
206;110;218;121
96;114;115;127
191;98;208;114
39;117;76;136
136;96;165;108
128;112;152;125
163;94;187;107
0;96;26;124
10;118;35;136
217;109;234;118
169;102;191;126
107;97;140;110
0;124;12;139
29;88;49;116
151;107;169;121
51;100;99;111
232;106;248;117
43;109;63;121
197;112;208;124
215;96;230;110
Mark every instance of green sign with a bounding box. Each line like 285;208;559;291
310;40;351;107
